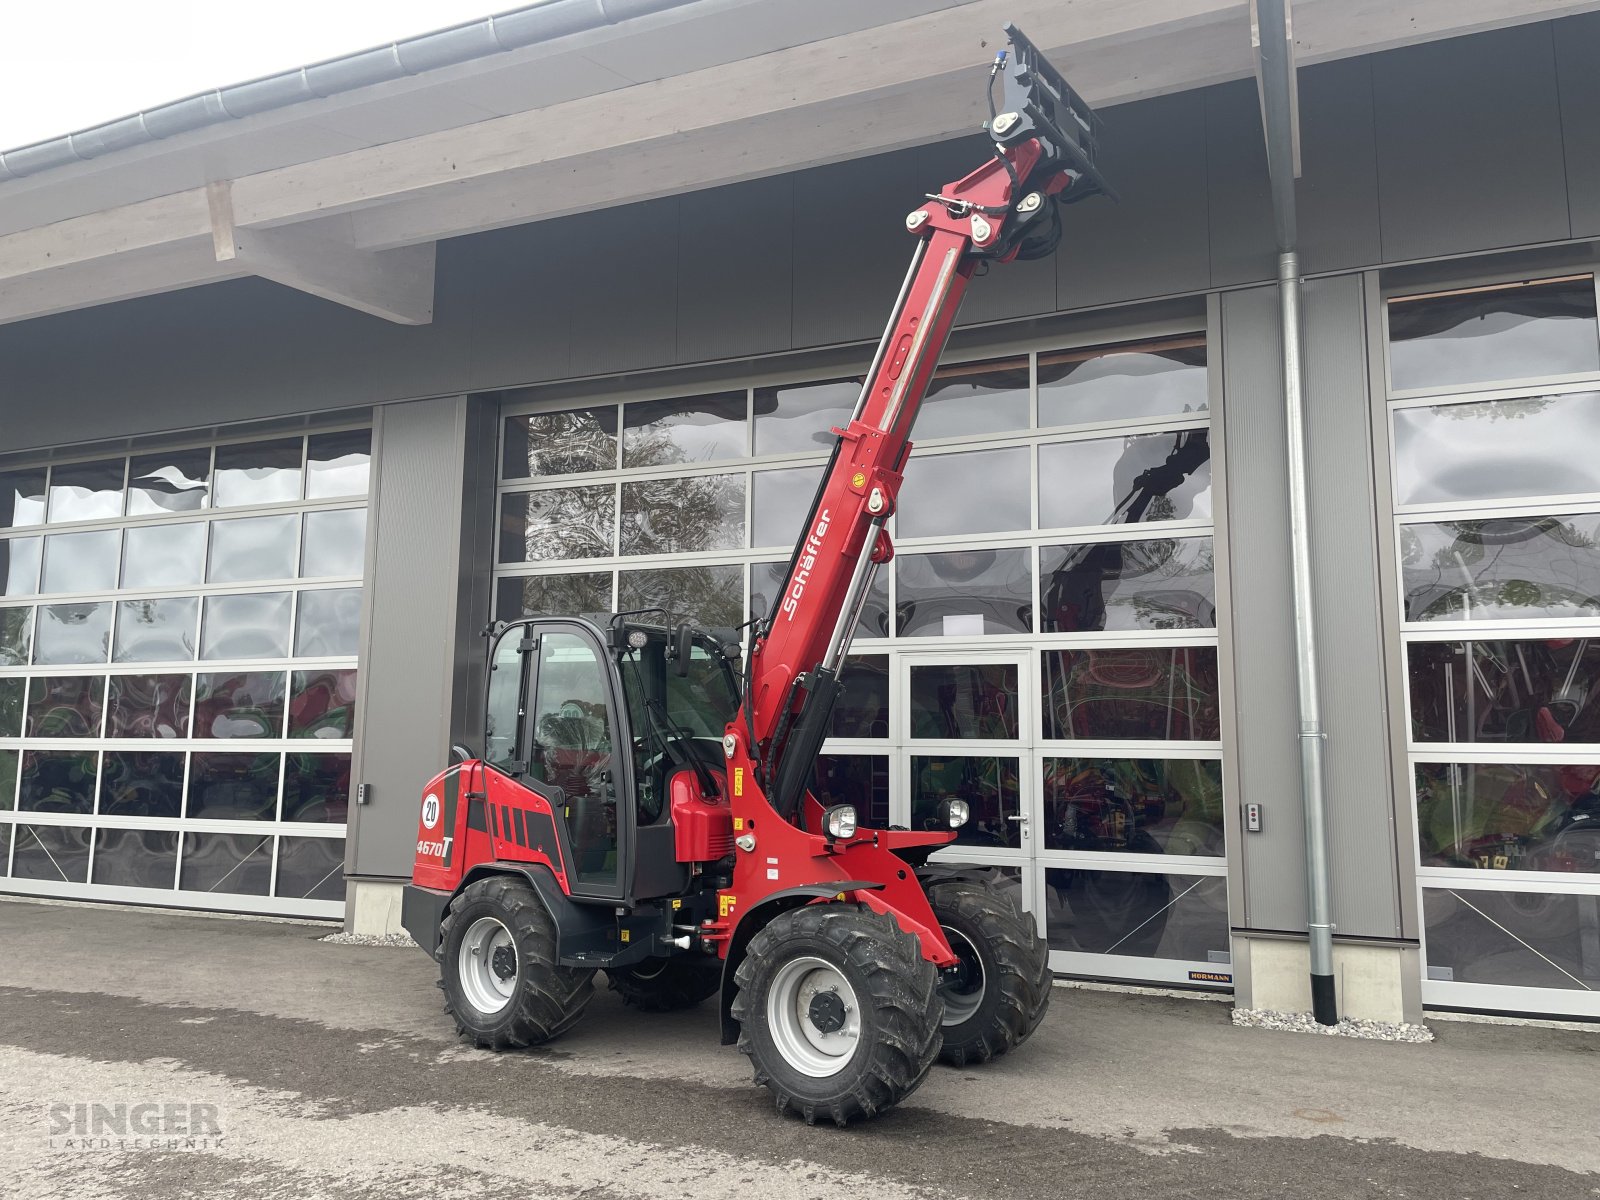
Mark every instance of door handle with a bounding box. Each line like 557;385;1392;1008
1007;814;1029;822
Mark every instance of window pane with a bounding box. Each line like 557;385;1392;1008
301;508;367;578
42;529;118;593
92;827;179;888
1045;868;1229;961
213;438;302;507
496;573;611;621
47;458;124;523
623;392;746;468
19;749;98;813
1042;647;1222;741
909;663;1020;739
484;631;525;772
1038;339;1208;428
897;549;1031;638
2;537;41;596
277;835;346;901
1394;393;1600;506
754;378;859;455
830;656;889;739
195;671;286;739
1044;757;1226;856
0;470;46;528
530;632;614;887
122;522;205;588
306;430;371;499
25;675;105;737
499;487;614;563
11;823;91;883
290;669;357;739
1424;886;1600;990
201;592;291;660
282;753;350;822
1409;639;1600;744
1402;515;1600;623
1416;761;1600;873
910;754;1022;847
502;409;617;478
619;475;744;555
751;560;887;640
0;749;14;808
127;449;209;515
186;753;281;820
1042;536;1216;632
918;358;1030;439
295;588;361;657
751;464;824;550
113;597;197;663
1;605;32;666
107;674;191;738
899;447;1030;539
618;565;742;629
813;755;888;828
209;515;298;583
1039;429;1211;530
1389;278;1600;393
35;602;112;664
0;679;22;737
99;751;185;819
180;830;272;895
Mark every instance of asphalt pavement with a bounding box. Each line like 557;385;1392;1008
1;896;1597;1200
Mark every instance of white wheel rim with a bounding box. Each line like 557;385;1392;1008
459;916;517;1015
766;955;861;1078
938;926;987;1026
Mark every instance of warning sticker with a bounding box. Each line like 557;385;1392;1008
719;894;738;918
733;767;744;797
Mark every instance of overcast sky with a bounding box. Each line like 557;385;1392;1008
0;1;513;150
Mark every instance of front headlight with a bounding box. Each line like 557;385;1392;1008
939;798;970;829
823;804;858;840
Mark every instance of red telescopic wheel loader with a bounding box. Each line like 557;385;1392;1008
403;24;1115;1125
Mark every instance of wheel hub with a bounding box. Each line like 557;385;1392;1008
492;944;517;981
937;926;987;1026
807;989;847;1033
765;956;863;1078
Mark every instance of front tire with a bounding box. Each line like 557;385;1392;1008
438;875;595;1049
732;904;942;1125
928;880;1052;1066
607;955;721;1011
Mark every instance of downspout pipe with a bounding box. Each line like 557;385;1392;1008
1255;0;1337;1025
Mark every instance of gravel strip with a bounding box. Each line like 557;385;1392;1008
318;931;418;948
1232;1008;1434;1043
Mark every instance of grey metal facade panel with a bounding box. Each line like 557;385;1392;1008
1218;283;1307;933
444;219;574;392
1372;23;1571;263
564;196;682;377
674;173;795;364
1294;56;1382;276
1300;274;1402;940
1556;13;1600;239
1204;80;1276;289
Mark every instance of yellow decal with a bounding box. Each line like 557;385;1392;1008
620;928;631;943
733;816;745;831
719;894;739;918
851;471;867;489
836;892;846;902
733;767;744;797
671;899;682;910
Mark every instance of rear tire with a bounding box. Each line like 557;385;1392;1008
928;880;1052;1066
732;903;942;1125
438;875;594;1049
607;956;721;1011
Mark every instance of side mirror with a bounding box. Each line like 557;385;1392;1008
449;743;474;765
672;622;694;677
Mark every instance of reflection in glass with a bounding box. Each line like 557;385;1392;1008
496;573;611;621
208;514;298;583
751;559;887;640
1424;886;1600;990
620;475;744;555
1045;868;1228;961
898;447;1030;539
25;676;104;737
1402;515;1600;623
623;392;746;468
301;508;367;578
1038;338;1208;428
11;823;91;883
0;749;14;807
1409;639;1600;744
34;603;112;665
277;835;347;901
897;549;1031;637
830;657;889;739
128;449;209;515
1042;536;1216;632
213;438;303;507
201;592;291;660
195;672;286;738
98;751;185;819
1042;647;1221;741
114;597;198;663
751;464;824;549
618;565;742;630
3;537;41;596
917;358;1029;439
499;488;614;563
910;755;1021;848
107;674;191;738
18;750;98;813
180;831;273;895
290;669;357;739
909;663;1020;740
295;588;361;658
1394;393;1600;506
503;409;618;478
1388;278;1600;393
92;827;179;888
1;605;31;665
1039;429;1211;530
282;753;351;822
187;753;281;820
0;679;21;737
0;470;47;528
306;430;371;498
48;459;124;523
812;756;889;828
122;522;205;588
1043;758;1225;856
753;378;860;455
1416;761;1600;873
42;529;119;593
